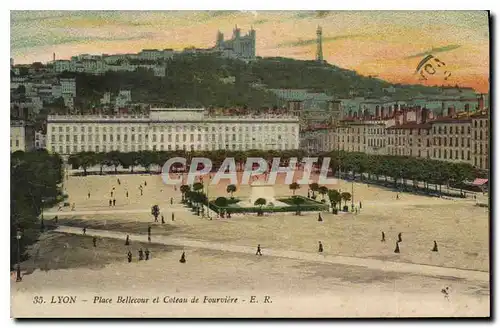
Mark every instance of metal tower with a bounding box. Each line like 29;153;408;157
316;26;323;62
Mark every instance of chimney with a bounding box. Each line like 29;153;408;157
416;106;422;124
421;108;428;124
402;107;408;125
448;107;455;117
478;94;485;111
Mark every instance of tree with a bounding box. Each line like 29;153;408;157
289;182;300;196
226;184;237;198
291;196;305;215
193;182;204;193
341;192;352;210
254;197;267;216
107;151;121;174
318;186;329;200
151;205;160;221
180;184;190;202
328;189;342;213
309;183;319;197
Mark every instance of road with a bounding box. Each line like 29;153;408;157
54;225;489;283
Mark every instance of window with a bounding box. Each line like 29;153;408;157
66;135;70;142
103;135;107;142
89;135;92;142
153;135;157;142
59;135;63;142
110;135;113;142
15;139;19;147
81;135;85;142
455;150;458;159
73;135;77;143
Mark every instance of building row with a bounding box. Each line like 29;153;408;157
301;104;490;171
44;108;299;156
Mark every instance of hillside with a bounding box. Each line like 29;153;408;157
61;54;454;112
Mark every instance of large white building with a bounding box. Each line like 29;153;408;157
46;108;300;155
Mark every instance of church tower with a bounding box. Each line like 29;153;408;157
316;26;323;62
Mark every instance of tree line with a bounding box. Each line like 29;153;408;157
67;148;480;193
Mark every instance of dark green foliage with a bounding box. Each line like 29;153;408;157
11;151;64;267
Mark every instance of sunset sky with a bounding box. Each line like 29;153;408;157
10;10;490;92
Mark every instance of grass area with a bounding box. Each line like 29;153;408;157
277;196;327;206
21;232;182;274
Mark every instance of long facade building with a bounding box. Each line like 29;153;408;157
46;108;300;156
302;105;490;171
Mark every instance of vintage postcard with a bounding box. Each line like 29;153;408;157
10;10;490;318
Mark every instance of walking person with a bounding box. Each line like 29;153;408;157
394;241;400;253
82;227;87;235
144;181;147;186
432;241;439;252
127;251;132;263
256;244;262;256
111;191;113;198
113;199;116;206
398;233;402;243
359;201;362;209
381;231;385;242
318;213;323;222
88;192;91;199
161;215;165;224
125;234;130;246
126;191;129;198
93;236;97;247
109;199;112;207
170;197;173;205
179;251;186;263
145;249;150;260
138;248;144;261
318;241;323;253
171;213;175;221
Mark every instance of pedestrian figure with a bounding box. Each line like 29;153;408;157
318;241;323;253
318;213;323;222
396;194;399;200
144;181;147;186
359;201;362;209
148;235;151;243
381;231;385;242
127;251;132;263
93;237;97;247
170;197;173;205
138;248;144;261
161;215;165;224
54;216;58;225
179;251;186;263
109;199;112;207
398;233;402;243
83;227;86;235
126;191;129;198
113;199;116;206
40;219;45;232
140;190;143;196
118;178;121;185
145;249;150;260
394;241;400;253
432;241;439;252
111;191;113;197
125;234;130;246
441;287;450;301
88;192;91;199
256;244;262;256
172;213;175;221
148;226;151;235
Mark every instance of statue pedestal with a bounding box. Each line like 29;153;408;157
249;181;277;206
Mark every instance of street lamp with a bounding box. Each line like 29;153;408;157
16;229;22;282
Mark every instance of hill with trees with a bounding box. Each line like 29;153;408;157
59;54;452;112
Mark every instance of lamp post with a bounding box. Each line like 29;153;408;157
16;229;22;282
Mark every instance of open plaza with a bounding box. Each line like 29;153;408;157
11;169;490;317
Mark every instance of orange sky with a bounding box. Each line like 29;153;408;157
10;11;490;92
